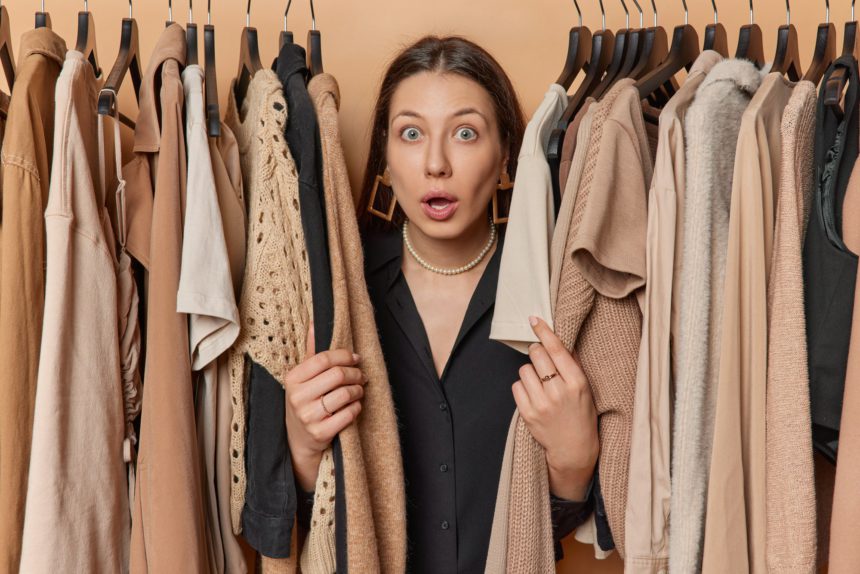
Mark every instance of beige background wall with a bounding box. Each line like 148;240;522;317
8;0;844;570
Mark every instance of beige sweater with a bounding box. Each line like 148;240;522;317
308;72;407;574
765;80;817;573
489;79;649;572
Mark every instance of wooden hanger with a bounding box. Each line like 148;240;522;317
703;0;728;55
547;0;593;214
186;0;198;66
591;0;631;100
803;0;836;84
556;0;591;90
76;2;101;76
561;4;614;122
772;0;803;79
629;0;668;80
280;0;295;49
825;0;852;103
635;0;699;103
735;0;765;66
98;0;142;130
307;0;323;77
234;0;263;108
0;1;16;92
617;0;646;80
35;0;51;29
204;0;219;136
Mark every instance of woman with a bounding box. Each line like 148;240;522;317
284;36;599;571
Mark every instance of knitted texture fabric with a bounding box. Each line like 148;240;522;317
499;80;647;571
670;59;763;574
300;449;337;574
224;70;312;540
765;81;817;573
308;73;407;574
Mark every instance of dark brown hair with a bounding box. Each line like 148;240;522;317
357;35;526;232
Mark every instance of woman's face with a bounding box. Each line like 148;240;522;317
386;71;507;240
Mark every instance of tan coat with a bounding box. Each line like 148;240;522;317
19;49;139;573
765;80;818;574
702;72;795;574
125;24;213;573
0;28;66;574
626;50;721;574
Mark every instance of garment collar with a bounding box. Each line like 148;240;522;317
17;28;66;69
275;42;309;84
700;57;768;96
134;23;186;153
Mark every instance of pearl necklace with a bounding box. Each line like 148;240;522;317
402;218;497;276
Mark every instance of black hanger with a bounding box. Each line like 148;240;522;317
547;0;593;214
703;0;728;55
617;0;646;80
556;0;592;90
35;0;51;29
76;1;101;76
204;0;219;136
0;1;15;92
98;0;142;130
307;0;323;77
825;0;852;103
234;0;263;108
186;0;198;66
735;0;765;66
280;0;295;49
803;0;836;84
635;0;699;102
561;6;614;123
591;0;631;100
629;0;669;80
772;0;803;80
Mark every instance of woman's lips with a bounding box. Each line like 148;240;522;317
421;191;459;221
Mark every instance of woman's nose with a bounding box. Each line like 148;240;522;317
424;139;452;179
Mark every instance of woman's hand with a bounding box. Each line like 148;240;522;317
511;316;599;502
285;324;368;492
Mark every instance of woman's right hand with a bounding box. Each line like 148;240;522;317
285;324;368;492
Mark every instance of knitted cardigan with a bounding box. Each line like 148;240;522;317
224;70;313;572
670;59;763;574
488;80;649;572
308;73;407;574
765;81;817;573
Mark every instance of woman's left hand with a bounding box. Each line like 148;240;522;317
511;316;599;502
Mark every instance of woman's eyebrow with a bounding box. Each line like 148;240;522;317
452;108;488;122
391;108;489;122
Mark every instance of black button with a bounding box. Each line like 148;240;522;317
439;402;448;411
440;464;449;472
441;520;450;530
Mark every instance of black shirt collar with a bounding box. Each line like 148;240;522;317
275;42;309;84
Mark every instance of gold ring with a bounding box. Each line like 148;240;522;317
321;395;334;417
540;372;558;383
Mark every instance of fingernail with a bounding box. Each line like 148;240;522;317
363;373;369;383
353;353;361;362
529;316;539;327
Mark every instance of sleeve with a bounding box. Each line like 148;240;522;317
551;474;596;561
241;360;297;558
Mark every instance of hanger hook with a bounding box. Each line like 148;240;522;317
129;0;132;18
748;0;754;25
710;0;717;24
309;0;317;31
284;0;292;31
631;0;643;27
246;0;251;27
785;0;790;25
167;0;172;22
573;0;583;28
619;0;629;28
826;0;830;23
41;0;45;12
84;0;88;12
207;0;211;24
680;0;687;25
650;0;657;28
189;0;193;23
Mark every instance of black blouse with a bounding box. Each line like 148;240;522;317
362;229;592;573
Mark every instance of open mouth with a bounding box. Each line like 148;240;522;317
421;192;459;221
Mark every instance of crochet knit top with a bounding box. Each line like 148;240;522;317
225;69;312;536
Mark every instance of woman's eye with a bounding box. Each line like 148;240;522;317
456;127;477;141
400;127;422;141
